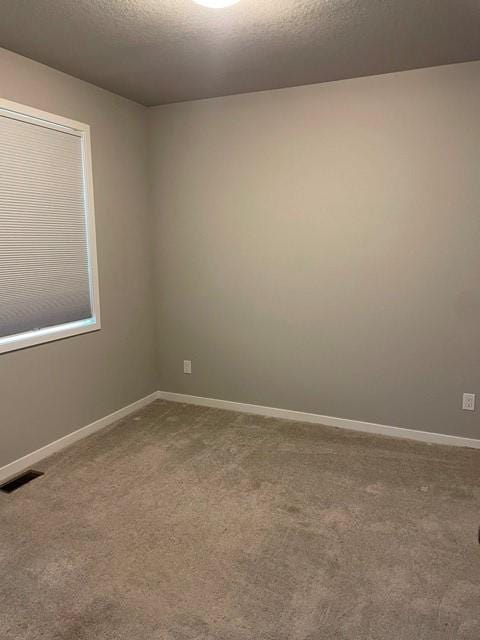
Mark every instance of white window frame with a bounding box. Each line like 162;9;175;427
0;98;101;354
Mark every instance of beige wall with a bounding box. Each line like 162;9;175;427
149;61;480;439
1;51;479;466
0;48;158;467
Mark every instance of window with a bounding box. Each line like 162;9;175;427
0;99;100;354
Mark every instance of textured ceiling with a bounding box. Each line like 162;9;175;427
0;0;479;106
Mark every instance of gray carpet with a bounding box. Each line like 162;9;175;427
1;400;480;639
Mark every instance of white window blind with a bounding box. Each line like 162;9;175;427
0;100;100;353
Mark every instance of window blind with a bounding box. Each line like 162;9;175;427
0;111;93;340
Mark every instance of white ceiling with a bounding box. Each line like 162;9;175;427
0;0;479;106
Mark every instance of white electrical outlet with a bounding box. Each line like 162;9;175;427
183;360;192;375
462;393;475;411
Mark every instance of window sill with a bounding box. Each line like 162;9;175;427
0;318;101;355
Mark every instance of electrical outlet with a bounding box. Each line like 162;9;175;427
183;360;192;375
462;393;475;411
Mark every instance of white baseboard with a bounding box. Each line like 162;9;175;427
156;390;480;450
0;391;159;485
2;389;478;487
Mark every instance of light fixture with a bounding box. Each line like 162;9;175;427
193;0;241;8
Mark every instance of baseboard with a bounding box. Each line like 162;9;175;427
0;391;159;485
156;391;480;450
2;389;477;486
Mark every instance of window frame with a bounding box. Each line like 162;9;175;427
0;98;101;354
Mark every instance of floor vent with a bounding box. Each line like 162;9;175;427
0;470;44;494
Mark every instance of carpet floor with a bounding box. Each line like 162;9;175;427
1;400;479;639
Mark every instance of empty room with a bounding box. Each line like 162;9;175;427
0;1;479;638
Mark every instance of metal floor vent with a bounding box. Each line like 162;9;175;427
0;470;44;493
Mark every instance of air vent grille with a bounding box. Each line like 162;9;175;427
0;470;44;493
